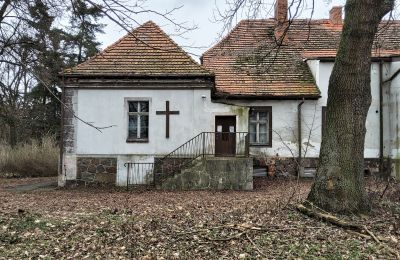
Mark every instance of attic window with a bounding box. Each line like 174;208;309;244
127;101;149;142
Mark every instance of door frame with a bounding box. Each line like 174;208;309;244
215;115;236;156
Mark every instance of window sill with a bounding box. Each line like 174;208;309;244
126;139;149;143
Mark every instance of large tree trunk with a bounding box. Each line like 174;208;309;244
307;0;394;213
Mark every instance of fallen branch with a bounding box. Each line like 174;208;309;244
296;203;362;230
363;225;380;244
345;230;371;239
176;224;236;235
204;232;245;242
380;178;391;199
296;203;400;259
245;232;268;258
176;223;323;236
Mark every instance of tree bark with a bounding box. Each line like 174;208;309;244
9;121;17;148
307;0;394;213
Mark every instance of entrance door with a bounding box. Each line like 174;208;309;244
215;116;236;156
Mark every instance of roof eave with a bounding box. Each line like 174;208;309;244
212;92;321;100
306;56;397;62
59;72;214;79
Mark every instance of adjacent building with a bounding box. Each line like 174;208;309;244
59;1;400;188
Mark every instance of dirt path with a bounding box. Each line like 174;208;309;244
1;177;57;192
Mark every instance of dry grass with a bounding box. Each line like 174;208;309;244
0;135;58;177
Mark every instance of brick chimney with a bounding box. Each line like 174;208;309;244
274;0;288;42
274;0;288;25
329;6;343;25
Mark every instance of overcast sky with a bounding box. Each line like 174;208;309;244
97;0;346;61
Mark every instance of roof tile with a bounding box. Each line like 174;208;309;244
202;19;400;98
63;21;211;77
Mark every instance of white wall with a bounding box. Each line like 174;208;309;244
221;99;322;158
71;87;248;185
62;59;400;185
388;59;400;178
319;61;383;158
75;88;248;156
225;61;392;160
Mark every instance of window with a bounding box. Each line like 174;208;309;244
127;101;149;142
249;107;272;146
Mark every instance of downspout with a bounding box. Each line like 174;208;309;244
298;99;305;172
59;75;65;185
379;61;384;173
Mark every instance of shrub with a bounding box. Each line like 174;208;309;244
0;135;59;177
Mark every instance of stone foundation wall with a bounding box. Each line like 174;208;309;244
77;157;117;183
253;156;391;177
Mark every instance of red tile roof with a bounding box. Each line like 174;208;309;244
63;21;211;77
202;19;400;99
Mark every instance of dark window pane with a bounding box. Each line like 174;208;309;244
129;101;138;112
259;111;268;121
259;123;268;134
249;123;256;134
259;133;268;144
250;133;256;143
249;110;257;121
140;115;149;138
128;115;138;138
259;123;268;144
139;101;149;112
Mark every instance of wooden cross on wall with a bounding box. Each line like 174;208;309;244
156;101;179;138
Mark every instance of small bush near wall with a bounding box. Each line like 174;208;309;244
0;135;59;177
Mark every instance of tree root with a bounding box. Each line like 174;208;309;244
296;203;363;230
296;203;400;259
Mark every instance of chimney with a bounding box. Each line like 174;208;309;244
274;0;288;25
329;6;343;25
274;0;288;42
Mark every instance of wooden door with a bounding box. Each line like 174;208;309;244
215;116;236;156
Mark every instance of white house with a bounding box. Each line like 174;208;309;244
59;1;400;188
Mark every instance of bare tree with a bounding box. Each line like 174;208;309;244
215;0;396;213
0;0;198;143
0;50;30;146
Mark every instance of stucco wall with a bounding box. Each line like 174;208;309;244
226;61;394;162
61;86;249;186
318;62;386;158
388;59;400;178
75;88;248;155
60;59;400;186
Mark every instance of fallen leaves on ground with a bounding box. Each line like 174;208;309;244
0;177;399;259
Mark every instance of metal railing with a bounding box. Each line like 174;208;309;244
124;132;249;187
124;162;154;189
154;132;249;182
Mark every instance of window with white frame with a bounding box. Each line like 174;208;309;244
127;101;149;141
249;107;272;146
